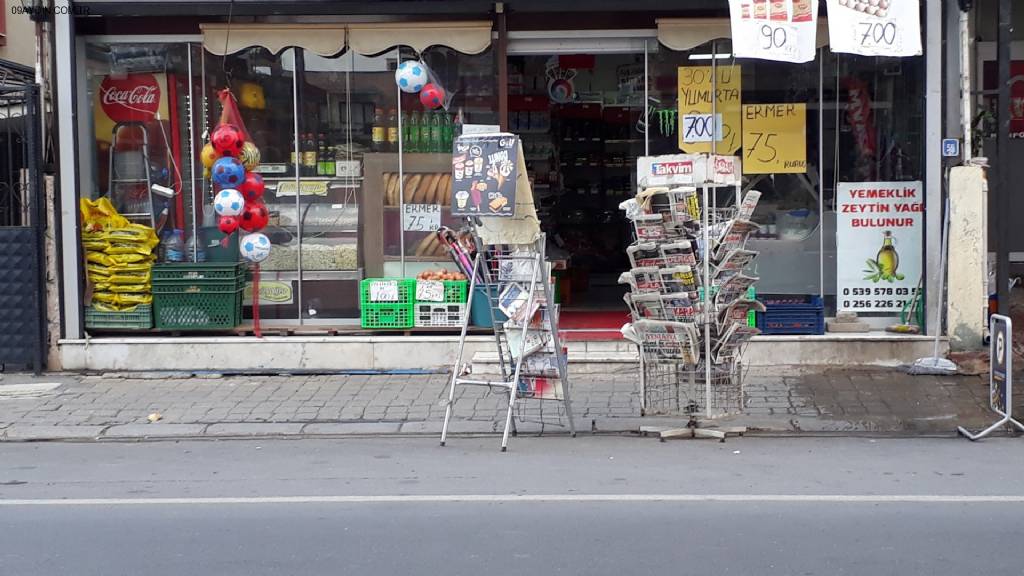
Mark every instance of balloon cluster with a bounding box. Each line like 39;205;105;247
203;124;271;263
395;60;446;110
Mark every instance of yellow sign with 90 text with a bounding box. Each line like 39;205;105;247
741;103;807;174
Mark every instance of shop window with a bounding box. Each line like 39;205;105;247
82;42;201;315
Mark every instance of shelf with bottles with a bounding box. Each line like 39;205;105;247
394;108;459;155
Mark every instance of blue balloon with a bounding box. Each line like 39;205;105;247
212;156;245;189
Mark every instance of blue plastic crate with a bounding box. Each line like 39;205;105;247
756;296;825;335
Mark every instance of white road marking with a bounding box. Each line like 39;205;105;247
1;494;1023;506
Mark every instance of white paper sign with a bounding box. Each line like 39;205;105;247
415;280;445;303
836;181;923;313
728;0;819;64
681;114;724;143
402;204;441;232
369;280;400;302
826;0;921;57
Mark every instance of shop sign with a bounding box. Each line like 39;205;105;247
274;180;329;197
93;73;170;145
637;154;701;186
403;204;441;232
741;103;806;174
825;0;922;57
677;65;742;155
836;181;923;313
728;0;820;64
451;134;518;217
244;281;293;305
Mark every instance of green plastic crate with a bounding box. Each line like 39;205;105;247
153;287;244;331
85;304;152;330
360;278;415;329
152;262;248;283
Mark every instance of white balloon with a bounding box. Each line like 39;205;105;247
239;232;272;263
213;188;245;217
395;60;429;93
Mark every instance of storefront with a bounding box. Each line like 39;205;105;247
51;0;949;371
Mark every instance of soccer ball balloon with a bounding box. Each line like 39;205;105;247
211;123;245;157
213;188;245;217
239;172;265;202
419;83;445;109
212;156;245;188
240;141;261;171
239;201;269;232
218;215;240;234
395;60;429;93
240;232;272;263
201;142;219;169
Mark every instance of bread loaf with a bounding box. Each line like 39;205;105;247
404;174;421;204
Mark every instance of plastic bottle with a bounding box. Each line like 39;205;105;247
442;113;454;151
386;108;398;153
407;111;421;153
371;108;385;153
185;232;206;263
430;111;442;153
419;110;433;153
165;229;185;263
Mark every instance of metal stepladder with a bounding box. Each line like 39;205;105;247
440;234;576;451
107;121;155;227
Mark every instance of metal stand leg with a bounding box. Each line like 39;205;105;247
441;254;481;447
958;416;1024;441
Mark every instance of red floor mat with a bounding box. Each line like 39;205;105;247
559;310;629;340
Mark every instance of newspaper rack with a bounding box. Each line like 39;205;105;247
624;154;761;422
440;234;575;451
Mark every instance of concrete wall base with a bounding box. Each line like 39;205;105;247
59;332;946;373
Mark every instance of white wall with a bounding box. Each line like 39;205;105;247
1;0;36;67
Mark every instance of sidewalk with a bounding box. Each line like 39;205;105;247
0;368;1001;441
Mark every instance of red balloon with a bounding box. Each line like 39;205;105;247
419;83;445;109
211;124;245;158
218;215;240;234
240;172;265;201
239;201;269;232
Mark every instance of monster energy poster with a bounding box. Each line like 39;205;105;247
836;181;922;313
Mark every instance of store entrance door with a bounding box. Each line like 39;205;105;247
508;50;647;338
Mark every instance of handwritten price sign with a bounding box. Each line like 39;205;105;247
741;103;806;174
826;0;921;57
402;204;441;232
677;65;741;155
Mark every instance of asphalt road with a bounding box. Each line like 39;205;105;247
2;436;1023;575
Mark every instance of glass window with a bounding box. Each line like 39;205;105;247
82;42;201;316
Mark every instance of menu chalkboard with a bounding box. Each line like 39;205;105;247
451;134;519;218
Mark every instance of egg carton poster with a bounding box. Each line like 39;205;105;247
451;134;519;217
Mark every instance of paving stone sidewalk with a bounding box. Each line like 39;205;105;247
0;368;1003;441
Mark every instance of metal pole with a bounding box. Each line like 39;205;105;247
818;49;825;301
644;39;649;157
996;0;1011;317
292;49;302;324
705;40;716;419
187;43;197;262
397;48;406;277
959;9;972;162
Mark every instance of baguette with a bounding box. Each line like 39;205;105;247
413;233;434;257
439;174;452;205
384;173;396;205
416;174;437;204
404;174;421;204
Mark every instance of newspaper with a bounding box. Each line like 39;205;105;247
630;267;663;295
713;219;759;261
627;242;665;269
632;319;700;365
712;321;760;364
716;273;759;307
517;376;564;400
713;248;758;281
717;298;765;333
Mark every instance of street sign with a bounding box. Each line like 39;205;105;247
942;138;960;158
958;314;1024;440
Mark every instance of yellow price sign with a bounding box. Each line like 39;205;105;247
677;65;742;155
741;103;807;174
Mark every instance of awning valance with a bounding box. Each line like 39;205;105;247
201;21;493;57
656;18;829;52
347;21;493;56
201;23;347;57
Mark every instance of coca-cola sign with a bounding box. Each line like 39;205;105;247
99;74;161;122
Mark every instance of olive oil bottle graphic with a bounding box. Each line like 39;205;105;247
863;230;905;283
